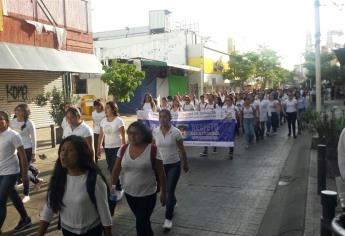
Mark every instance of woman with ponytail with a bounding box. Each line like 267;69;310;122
11;104;43;203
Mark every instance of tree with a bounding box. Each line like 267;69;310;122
224;51;255;88
303;50;341;86
249;46;281;88
101;60;145;102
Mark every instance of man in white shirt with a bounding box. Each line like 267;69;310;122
182;96;195;111
63;107;94;161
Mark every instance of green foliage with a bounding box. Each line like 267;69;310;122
101;61;145;102
34;87;79;126
224;51;255;86
303;51;342;84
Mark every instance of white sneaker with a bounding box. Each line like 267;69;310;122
22;195;30;203
162;219;173;230
116;190;124;201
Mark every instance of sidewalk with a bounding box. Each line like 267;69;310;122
304;99;345;236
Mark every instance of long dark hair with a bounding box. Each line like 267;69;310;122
106;101;119;116
47;135;108;213
142;93;155;109
15;104;30;130
128;121;153;144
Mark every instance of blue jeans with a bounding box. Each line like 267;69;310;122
21;148;40;196
104;147;122;191
125;193;157;236
243;118;254;145
164;161;181;220
0;174;28;229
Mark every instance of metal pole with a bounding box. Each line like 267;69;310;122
321;190;338;236
50;124;56;148
200;42;204;96
317;144;327;194
315;0;322;112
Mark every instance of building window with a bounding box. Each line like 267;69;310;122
72;74;87;94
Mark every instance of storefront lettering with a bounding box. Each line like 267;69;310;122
6;85;28;102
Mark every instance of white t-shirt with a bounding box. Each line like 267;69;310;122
100;117;125;148
198;102;207;111
269;100;279;113
63;121;93;139
10;118;36;153
61;117;68;131
0;128;22;175
243;105;255;119
236;100;244;111
153;126;183;165
338;128;345;180
160;104;171;111
182;103;195;111
259;99;270;122
284;99;297;113
142;103;153;112
92;111;106;134
118;144;162;197
205;103;216;111
40;173;112;234
222;105;236;120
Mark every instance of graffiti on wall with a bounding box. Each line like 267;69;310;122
6;85;28;102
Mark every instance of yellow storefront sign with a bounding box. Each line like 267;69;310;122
188;57;229;74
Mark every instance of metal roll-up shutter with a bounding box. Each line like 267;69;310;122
0;70;63;128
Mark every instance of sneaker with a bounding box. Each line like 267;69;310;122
228;153;233;160
293;135;297;139
31;168;40;178
245;145;249;149
212;149;217;154
22;195;30;204
200;152;207;157
34;178;44;191
13;217;31;231
116;190;124;201
162;219;173;230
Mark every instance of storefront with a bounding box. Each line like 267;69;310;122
0;42;103;127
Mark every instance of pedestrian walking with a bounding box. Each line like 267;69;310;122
38;135;112;236
296;91;306;134
182;96;195;111
153;110;189;230
111;121;166;236
160;97;171;111
241;96;257;148
92;100;106;162
222;96;237;159
170;98;182;113
97;101;125;201
61;102;72;132
197;95;207;111
258;94;269;139
63;107;94;161
10;104;43;203
0;111;31;233
283;91;298;139
267;93;280;135
141;93;157;112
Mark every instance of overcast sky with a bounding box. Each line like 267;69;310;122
91;0;345;69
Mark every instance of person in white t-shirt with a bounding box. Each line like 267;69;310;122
283;91;298;138
98;101;125;200
200;94;218;156
61;102;72;133
160;97;171;111
198;95;207;111
92;100;106;162
111;122;166;236
38;135;112;236
11;104;42;204
241;96;258;148
170;99;182;113
222;96;237;159
0;111;31;233
258;94;270;139
141;93;157;112
153;110;189;230
63;107;94;161
182;96;195;111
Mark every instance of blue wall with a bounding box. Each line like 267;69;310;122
118;66;160;114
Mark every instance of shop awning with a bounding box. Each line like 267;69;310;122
168;63;200;72
0;42;103;74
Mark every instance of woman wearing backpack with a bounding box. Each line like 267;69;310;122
38;135;112;236
153;110;189;231
111;121;166;236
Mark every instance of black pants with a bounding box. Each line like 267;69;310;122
62;224;103;236
20;148;40;196
271;112;279;132
286;112;297;136
126;193;157;236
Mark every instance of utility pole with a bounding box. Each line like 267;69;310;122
315;0;322;112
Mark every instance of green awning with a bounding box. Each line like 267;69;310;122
139;58;167;67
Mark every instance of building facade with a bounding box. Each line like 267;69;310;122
0;0;102;127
